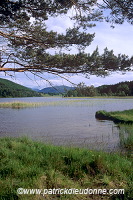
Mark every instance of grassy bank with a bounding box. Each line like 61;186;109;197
0;137;132;200
95;109;133;124
95;109;133;152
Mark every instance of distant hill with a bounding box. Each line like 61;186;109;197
32;88;40;92
39;85;75;95
0;78;41;98
97;81;133;96
64;81;133;97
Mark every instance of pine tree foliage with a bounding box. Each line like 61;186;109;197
0;0;133;76
98;0;133;25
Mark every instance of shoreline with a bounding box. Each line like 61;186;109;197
95;109;133;124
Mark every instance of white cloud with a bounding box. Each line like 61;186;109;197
45;14;73;34
45;13;133;57
67;71;133;87
86;22;133;56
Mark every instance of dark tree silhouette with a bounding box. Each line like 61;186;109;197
0;0;132;76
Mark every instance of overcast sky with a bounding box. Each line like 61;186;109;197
0;11;133;89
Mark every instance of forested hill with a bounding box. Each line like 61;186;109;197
65;81;133;97
97;81;133;96
40;85;75;94
0;78;41;97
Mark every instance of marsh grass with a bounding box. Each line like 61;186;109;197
0;99;90;109
0;101;39;108
0;137;132;200
96;109;133;123
119;125;133;151
96;109;133;151
0;101;58;108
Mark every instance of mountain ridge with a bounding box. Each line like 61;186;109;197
39;85;75;94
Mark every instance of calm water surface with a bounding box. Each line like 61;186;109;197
0;97;133;152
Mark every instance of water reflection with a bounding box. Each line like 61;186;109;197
0;97;133;152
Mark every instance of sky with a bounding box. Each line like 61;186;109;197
0;7;133;89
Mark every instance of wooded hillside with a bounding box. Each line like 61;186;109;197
65;81;133;97
0;78;41;97
97;81;133;96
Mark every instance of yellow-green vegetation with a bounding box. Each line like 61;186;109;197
95;109;133;123
0;99;88;109
0;98;133;109
0;101;40;108
0;101;49;109
0;137;132;200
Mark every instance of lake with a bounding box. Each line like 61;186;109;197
0;97;133;152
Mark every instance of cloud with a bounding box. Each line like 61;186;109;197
45;13;133;57
86;22;133;56
45;14;73;34
67;71;133;87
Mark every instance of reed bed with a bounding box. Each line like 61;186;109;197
0;99;88;109
119;124;133;151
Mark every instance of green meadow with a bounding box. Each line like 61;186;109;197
0;137;132;200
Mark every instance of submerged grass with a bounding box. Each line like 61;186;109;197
0;137;132;200
119;124;133;151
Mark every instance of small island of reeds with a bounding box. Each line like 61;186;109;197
0;101;41;108
0;99;89;109
0;101;63;108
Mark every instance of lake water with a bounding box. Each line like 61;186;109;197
0;97;133;152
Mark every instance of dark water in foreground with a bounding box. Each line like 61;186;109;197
0;97;133;152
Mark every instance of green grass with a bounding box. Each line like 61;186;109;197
95;109;133;123
0;137;132;200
